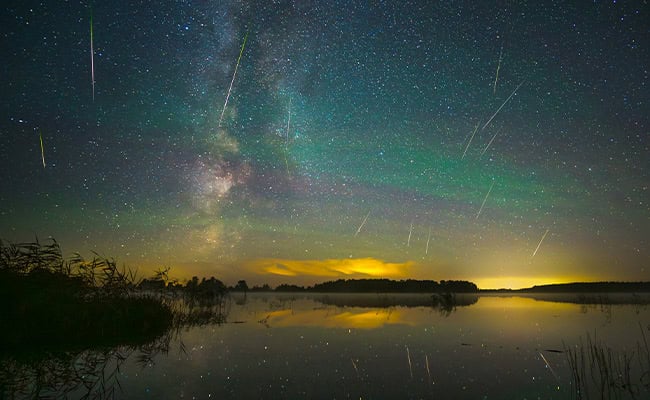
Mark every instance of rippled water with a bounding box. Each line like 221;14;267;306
5;293;650;399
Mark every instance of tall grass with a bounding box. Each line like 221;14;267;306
1;238;232;399
0;238;173;351
0;237;140;297
564;325;650;399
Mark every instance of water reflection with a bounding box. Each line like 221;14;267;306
313;292;479;309
3;293;650;399
0;294;230;400
0;334;173;399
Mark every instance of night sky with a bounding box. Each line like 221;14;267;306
1;1;648;289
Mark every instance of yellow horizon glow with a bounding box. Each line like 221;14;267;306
473;275;594;290
134;256;604;290
247;257;414;279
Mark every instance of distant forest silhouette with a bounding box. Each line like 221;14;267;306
232;279;479;293
487;282;650;293
147;277;650;294
144;277;479;294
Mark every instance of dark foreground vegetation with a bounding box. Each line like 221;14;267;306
564;325;650;399
0;239;174;354
0;238;231;399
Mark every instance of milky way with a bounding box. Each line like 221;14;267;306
1;1;648;288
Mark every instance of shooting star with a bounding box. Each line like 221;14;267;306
476;180;495;219
354;211;370;237
481;80;524;132
90;10;95;101
286;97;292;146
480;128;501;156
218;31;249;128
493;42;504;94
461;123;480;160
39;131;46;168
531;229;550;258
425;227;432;255
407;221;414;247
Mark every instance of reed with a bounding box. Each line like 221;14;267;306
1;238;232;399
564;327;650;399
0;238;172;352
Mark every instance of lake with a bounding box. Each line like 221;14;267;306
3;293;650;399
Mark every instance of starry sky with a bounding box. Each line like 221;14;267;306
1;0;648;289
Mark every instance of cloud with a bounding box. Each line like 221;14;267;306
247;257;413;279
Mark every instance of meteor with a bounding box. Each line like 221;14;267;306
476;180;495;219
493;43;504;94
461;123;480;160
532;229;550;258
90;10;95;101
354;211;370;237
286;97;292;146
39;131;46;168
480;128;501;156
218;31;249;128
481;80;524;132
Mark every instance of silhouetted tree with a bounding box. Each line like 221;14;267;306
234;280;249;292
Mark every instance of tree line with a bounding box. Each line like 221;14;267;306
139;277;479;294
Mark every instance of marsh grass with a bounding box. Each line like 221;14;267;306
1;238;232;399
0;238;173;352
564;325;650;399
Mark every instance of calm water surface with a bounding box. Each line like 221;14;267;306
119;293;649;399
7;293;650;399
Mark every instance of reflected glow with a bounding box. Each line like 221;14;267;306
472;295;576;311
248;258;413;278
261;308;415;329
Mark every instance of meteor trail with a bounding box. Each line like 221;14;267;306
532;229;550;258
286;97;292;146
407;221;413;247
39;131;46;168
493;43;503;94
425;226;431;255
481;80;524;131
90;10;95;101
480;128;501;156
354;211;370;237
476;180;495;219
218;31;249;128
461;123;480;160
